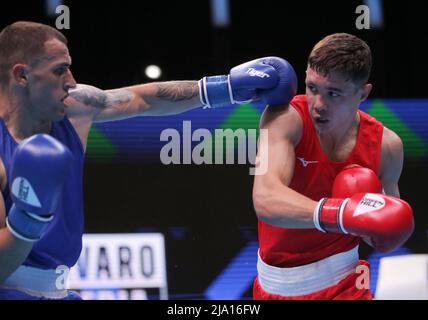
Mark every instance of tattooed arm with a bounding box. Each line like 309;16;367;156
66;81;202;123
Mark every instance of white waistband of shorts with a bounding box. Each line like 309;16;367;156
1;265;68;299
257;246;359;297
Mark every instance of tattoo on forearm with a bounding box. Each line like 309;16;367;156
105;89;135;108
69;84;134;109
69;84;107;109
155;81;199;102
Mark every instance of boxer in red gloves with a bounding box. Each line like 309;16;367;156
316;165;413;253
252;33;414;300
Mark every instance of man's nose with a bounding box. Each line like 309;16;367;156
64;70;77;92
314;94;328;112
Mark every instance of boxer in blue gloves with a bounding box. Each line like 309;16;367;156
0;21;297;299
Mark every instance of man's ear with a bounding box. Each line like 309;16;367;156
11;64;29;86
360;83;372;102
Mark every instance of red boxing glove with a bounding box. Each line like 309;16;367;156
314;165;415;252
332;164;382;248
332;164;383;198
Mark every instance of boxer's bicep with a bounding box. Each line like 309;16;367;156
380;127;404;198
66;84;136;121
254;104;302;187
66;84;108;117
66;84;137;122
253;105;317;228
253;105;302;204
92;88;140;122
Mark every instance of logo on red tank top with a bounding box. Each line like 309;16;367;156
297;157;319;167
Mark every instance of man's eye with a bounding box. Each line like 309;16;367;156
329;92;340;97
54;67;67;75
308;85;317;92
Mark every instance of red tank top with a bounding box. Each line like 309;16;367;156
258;95;384;267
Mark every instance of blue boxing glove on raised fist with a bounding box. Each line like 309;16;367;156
6;134;72;242
199;56;297;108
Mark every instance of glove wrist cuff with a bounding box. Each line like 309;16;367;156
199;75;232;108
314;198;328;232
315;198;349;234
6;205;53;242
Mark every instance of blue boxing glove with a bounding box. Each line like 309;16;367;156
6;134;73;242
199;56;297;108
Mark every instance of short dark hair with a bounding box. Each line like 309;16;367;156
308;33;372;85
0;21;68;86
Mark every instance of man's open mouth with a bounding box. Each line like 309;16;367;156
315;118;329;124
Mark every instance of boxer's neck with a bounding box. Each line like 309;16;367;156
317;112;360;161
0;90;51;143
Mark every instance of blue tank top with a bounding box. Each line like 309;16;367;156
0;117;85;269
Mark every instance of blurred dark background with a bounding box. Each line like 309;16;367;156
2;0;427;96
1;1;427;299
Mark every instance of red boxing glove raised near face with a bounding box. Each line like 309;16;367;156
332;164;383;197
314;165;415;252
331;164;383;248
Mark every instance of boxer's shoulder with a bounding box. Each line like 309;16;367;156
380;127;403;163
381;126;403;152
260;103;303;145
379;126;404;182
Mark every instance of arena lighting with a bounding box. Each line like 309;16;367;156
45;0;63;17
364;0;384;28
210;0;230;27
145;65;162;80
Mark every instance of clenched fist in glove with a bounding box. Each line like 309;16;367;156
199;57;297;108
314;165;414;252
